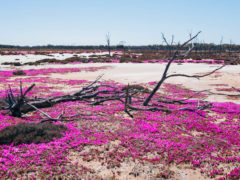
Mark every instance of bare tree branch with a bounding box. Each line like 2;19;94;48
106;32;111;56
232;87;240;93
165;64;226;80
124;84;134;118
143;31;201;106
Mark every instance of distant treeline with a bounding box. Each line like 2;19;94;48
0;43;240;51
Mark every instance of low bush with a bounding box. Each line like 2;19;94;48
122;84;150;93
0;123;67;145
2;62;22;66
12;70;26;75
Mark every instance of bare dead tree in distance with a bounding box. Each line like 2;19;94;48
161;33;174;57
219;36;223;58
106;32;111;56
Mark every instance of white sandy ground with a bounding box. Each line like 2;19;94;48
2;62;240;103
0;52;119;64
50;63;240;103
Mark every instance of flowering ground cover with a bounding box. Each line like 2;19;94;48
0;67;239;179
0;66;109;78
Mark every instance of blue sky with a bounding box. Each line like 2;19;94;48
0;0;239;45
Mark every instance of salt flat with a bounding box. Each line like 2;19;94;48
0;52;117;64
48;63;239;103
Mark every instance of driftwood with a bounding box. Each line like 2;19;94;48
3;79;176;121
3;72;229;120
5;82;35;117
124;84;134;118
2;81;223;121
3;75;125;117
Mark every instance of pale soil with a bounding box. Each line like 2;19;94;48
0;51;119;64
68;148;211;180
46;63;240;103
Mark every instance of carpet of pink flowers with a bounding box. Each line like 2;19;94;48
0;67;239;179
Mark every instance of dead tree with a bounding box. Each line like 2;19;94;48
219;36;223;58
3;75;123;117
106;32;111;56
228;40;234;59
5;82;35;117
124;84;133;118
143;31;228;106
2;33;234;119
161;33;174;58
